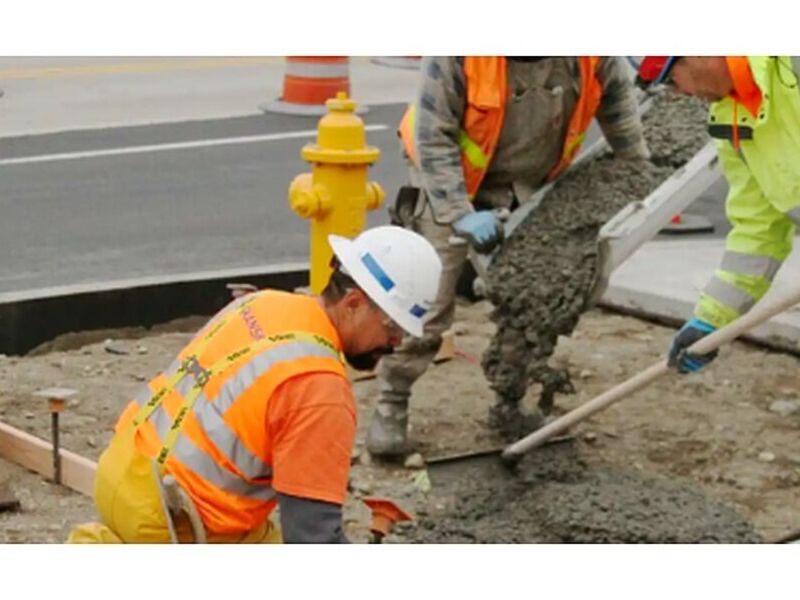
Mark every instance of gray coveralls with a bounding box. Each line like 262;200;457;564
367;56;648;456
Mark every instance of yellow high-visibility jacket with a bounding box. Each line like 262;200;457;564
695;56;800;327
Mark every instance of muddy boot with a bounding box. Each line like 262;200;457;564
487;397;545;441
365;394;410;457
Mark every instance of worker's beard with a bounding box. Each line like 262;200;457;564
345;346;394;372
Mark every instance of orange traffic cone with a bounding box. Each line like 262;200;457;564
263;57;365;116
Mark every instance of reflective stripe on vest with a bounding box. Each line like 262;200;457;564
704;275;756;313
787;206;800;226
457;129;489;169
191;341;340;480
171;432;275;502
127;293;345;504
720;250;782;280
397;56;602;199
136;332;341;463
135;370;272;481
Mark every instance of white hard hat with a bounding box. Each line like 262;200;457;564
329;226;442;337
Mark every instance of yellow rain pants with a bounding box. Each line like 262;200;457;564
67;426;281;544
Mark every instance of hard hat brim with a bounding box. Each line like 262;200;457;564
329;234;424;338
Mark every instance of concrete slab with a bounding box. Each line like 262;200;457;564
602;239;800;353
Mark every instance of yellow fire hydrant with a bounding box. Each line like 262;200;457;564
289;92;385;293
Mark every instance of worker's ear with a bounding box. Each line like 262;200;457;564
342;287;370;314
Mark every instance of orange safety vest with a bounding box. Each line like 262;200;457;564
113;290;348;534
398;56;603;198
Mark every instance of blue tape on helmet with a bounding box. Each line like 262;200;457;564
409;304;427;318
361;253;395;292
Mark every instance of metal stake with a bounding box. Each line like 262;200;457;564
33;387;77;486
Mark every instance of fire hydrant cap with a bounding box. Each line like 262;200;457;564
326;91;357;112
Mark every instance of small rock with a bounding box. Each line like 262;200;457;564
768;400;800;417
83;365;92;373
23;411;35;420
758;451;776;463
359;452;372;467
579;369;594;380
413;470;432;493
136;345;148;355
132;374;147;382
86;436;97;448
68;398;81;408
404;453;425;469
103;340;129;355
81;348;93;356
350;447;361;465
583;431;598;444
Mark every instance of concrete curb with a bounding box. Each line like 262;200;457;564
0;263;308;356
600;240;800;355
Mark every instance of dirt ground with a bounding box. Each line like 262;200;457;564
1;299;798;543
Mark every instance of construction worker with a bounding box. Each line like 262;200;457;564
366;56;650;457
637;56;800;374
68;226;442;543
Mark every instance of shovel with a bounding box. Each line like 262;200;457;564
502;283;800;463
427;283;800;483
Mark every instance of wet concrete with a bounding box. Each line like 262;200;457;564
410;443;761;543
483;91;710;412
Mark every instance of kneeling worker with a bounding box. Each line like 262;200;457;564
68;226;442;543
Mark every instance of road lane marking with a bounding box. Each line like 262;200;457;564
0;125;390;167
0;57;284;81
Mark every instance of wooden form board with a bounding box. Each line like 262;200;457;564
0;421;97;496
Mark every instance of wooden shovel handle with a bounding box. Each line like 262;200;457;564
503;284;800;461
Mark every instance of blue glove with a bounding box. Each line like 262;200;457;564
452;211;503;254
667;318;718;374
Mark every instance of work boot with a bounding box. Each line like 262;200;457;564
366;398;409;457
487;398;545;441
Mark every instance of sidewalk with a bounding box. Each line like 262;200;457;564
0;57;419;138
602;238;800;353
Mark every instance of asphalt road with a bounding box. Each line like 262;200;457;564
0;105;407;294
0;100;735;296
